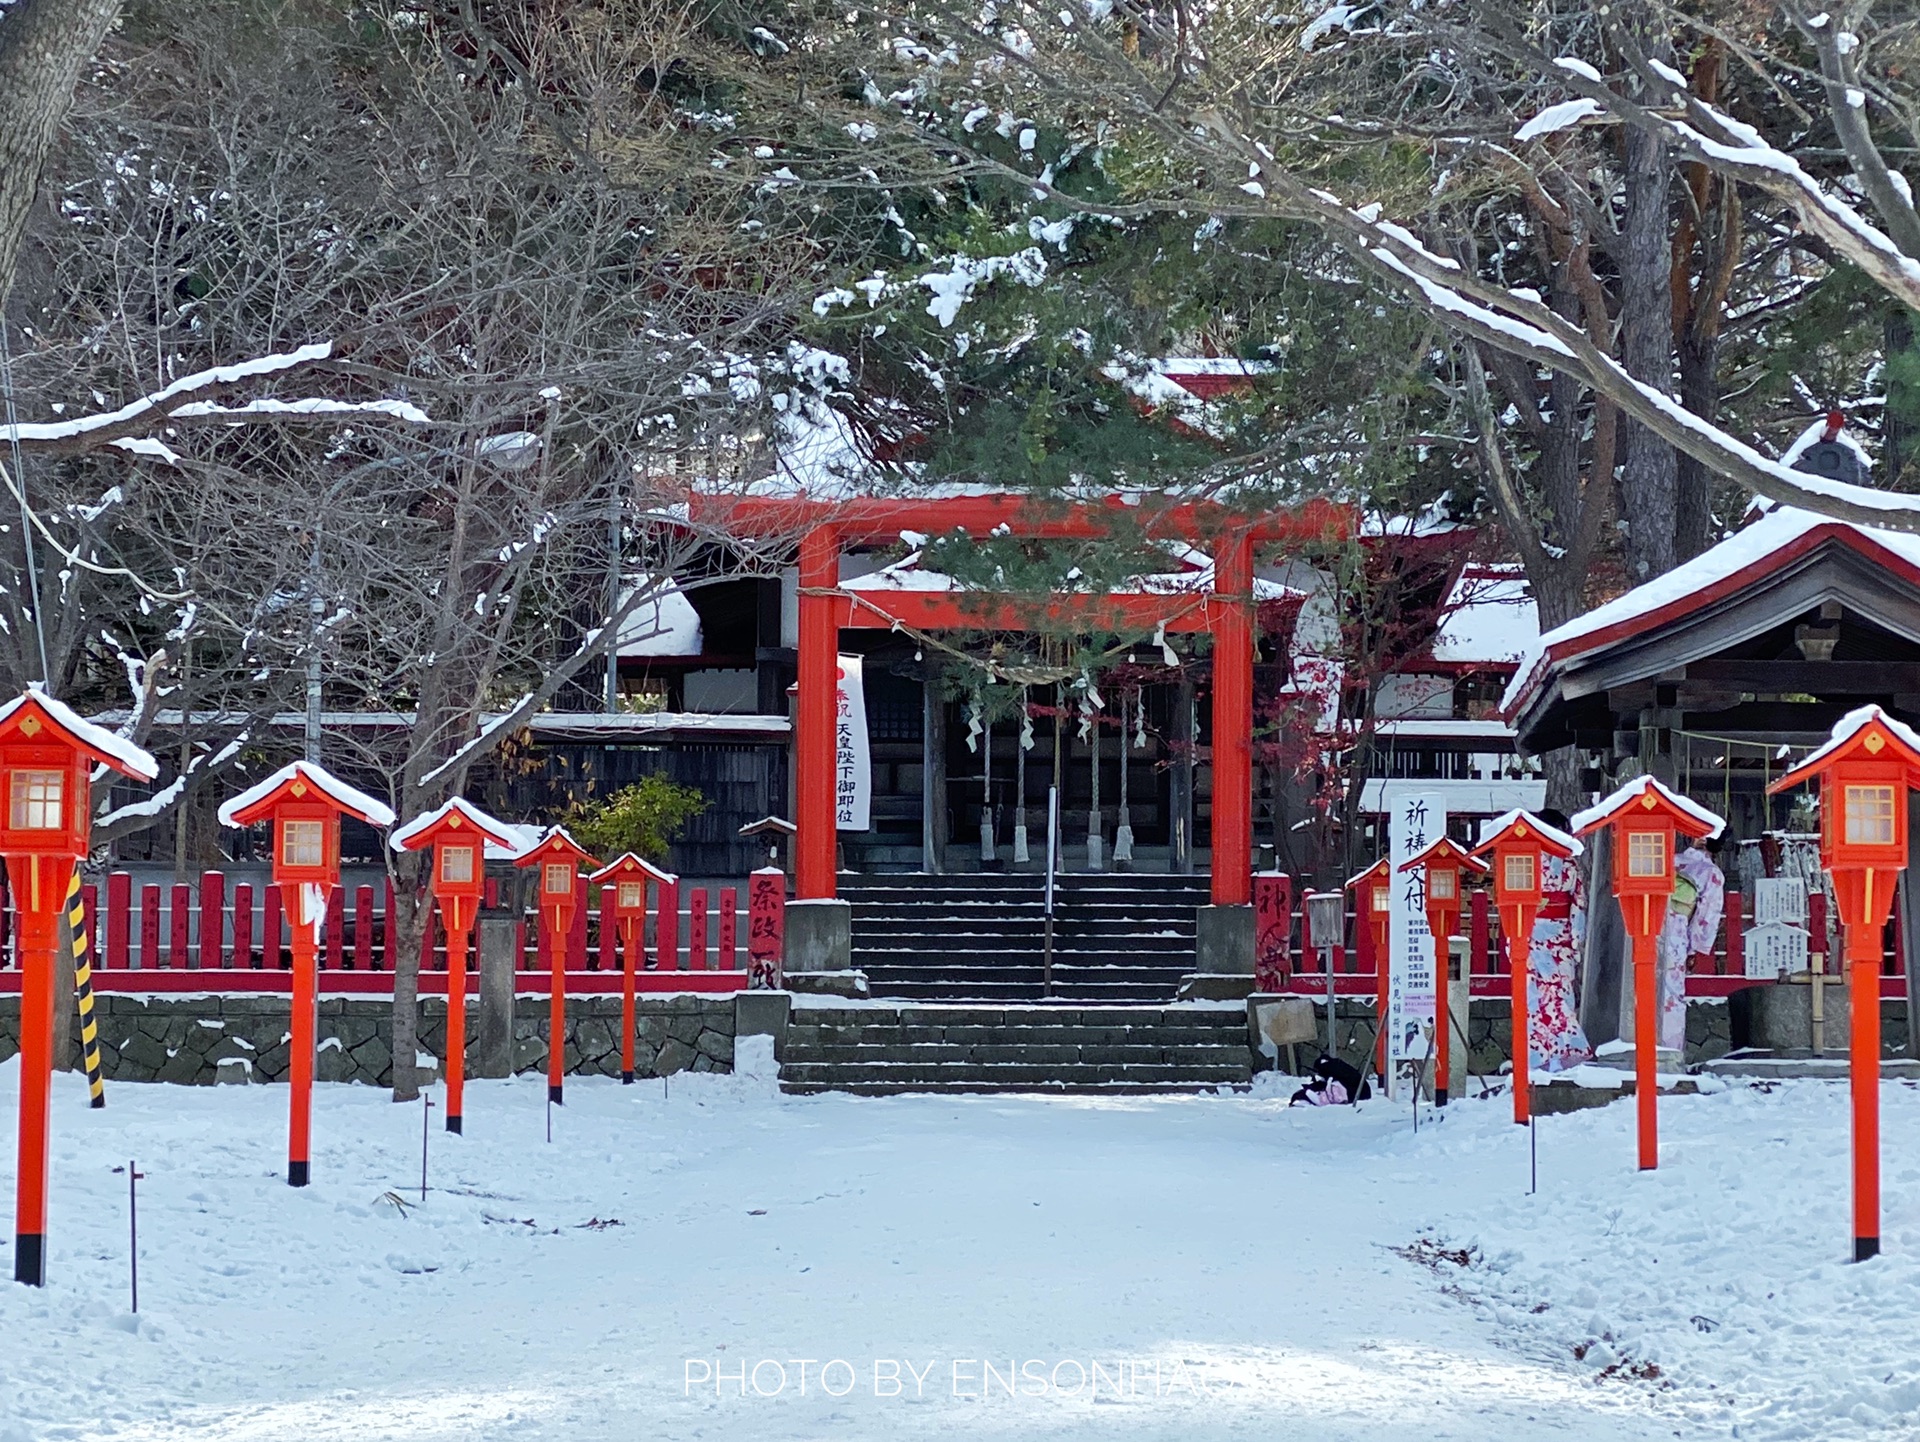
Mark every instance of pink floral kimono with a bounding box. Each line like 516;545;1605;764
1528;853;1592;1073
1654;847;1724;1052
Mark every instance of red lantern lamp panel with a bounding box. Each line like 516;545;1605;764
273;806;341;887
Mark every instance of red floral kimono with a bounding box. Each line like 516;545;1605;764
1528;853;1592;1073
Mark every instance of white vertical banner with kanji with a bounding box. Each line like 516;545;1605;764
1386;791;1446;1076
834;654;871;832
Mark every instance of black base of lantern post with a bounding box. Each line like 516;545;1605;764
548;1084;564;1105
446;1114;462;1135
622;1070;634;1085
1856;1235;1880;1262
288;1160;309;1188
1434;1088;1448;1107
14;1233;44;1286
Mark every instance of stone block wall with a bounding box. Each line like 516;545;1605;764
0;994;737;1087
1284;995;1900;1074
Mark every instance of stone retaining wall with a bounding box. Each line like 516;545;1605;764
1280;995;1906;1074
0;994;738;1087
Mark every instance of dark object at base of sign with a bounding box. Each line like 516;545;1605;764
1290;1053;1373;1106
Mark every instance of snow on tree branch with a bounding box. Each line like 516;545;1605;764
0;341;432;459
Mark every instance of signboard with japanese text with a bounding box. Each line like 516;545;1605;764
835;654;871;832
1387;790;1446;1070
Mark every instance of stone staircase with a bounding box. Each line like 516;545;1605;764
778;1003;1253;1095
841;873;1208;1002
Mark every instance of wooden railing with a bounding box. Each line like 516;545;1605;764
0;870;780;995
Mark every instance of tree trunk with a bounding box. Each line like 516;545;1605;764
1887;307;1920;489
1674;327;1717;562
0;0;123;297
1618;120;1678;581
388;862;427;1103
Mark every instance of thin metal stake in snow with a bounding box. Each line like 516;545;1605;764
127;1160;144;1312
1529;1116;1537;1196
421;1097;432;1203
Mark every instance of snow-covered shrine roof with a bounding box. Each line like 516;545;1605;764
1503;507;1920;737
1432;564;1539;667
615;577;703;658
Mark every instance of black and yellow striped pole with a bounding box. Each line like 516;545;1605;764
67;870;105;1109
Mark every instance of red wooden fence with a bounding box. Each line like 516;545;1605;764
0;869;759;995
1275;880;1908;1000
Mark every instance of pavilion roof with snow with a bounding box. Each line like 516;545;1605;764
1505;507;1920;758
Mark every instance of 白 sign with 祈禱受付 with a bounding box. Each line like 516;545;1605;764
1387;791;1446;1078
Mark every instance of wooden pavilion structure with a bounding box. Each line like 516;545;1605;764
1506;506;1920;1050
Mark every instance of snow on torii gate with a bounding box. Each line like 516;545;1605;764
711;493;1351;908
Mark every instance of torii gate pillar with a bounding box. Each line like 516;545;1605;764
791;523;854;972
795;524;840;901
1194;532;1256;981
1210;531;1254;907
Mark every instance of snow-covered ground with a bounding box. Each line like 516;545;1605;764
4;1054;1920;1441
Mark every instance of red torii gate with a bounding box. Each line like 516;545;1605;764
706;493;1351;906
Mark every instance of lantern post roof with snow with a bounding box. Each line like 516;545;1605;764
515;827;598;903
1395;835;1486;926
590;852;671;919
1571;776;1722;910
0;688;158;863
1471;808;1581;908
390;797;521;906
216;761;395;885
1346;857;1392;920
1767;705;1920;876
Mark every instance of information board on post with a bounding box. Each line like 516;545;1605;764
1386;790;1447;1092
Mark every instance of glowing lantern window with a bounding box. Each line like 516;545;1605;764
439;845;475;885
1844;784;1897;846
1370;883;1389;913
1504;853;1536;893
281;820;325;868
543;861;573;895
1428;867;1456;901
7;770;63;830
1626;831;1667;878
618;881;644;910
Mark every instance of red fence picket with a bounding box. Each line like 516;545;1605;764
168;884;190;968
234;883;254;968
353;886;374;971
263;884;284;970
199;872;225;968
689;888;709;970
106;872;131;968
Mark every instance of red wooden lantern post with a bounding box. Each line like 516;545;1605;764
1573;776;1723;1172
515;829;598;1104
1346;859;1392;1084
0;690;156;1284
218;761;395;1186
1472;809;1583;1127
390;798;519;1133
1397;837;1486;1106
1768;705;1920;1261
588;853;670;1084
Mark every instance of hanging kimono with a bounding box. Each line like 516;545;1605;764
1529;853;1592;1073
1654;847;1724;1052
